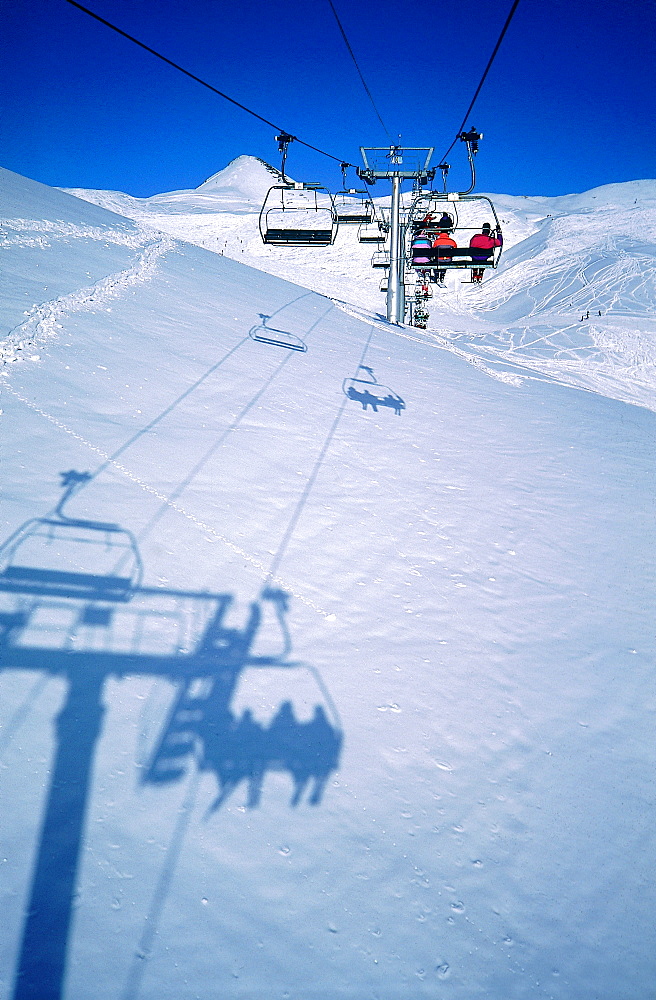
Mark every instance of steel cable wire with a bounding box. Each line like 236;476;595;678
64;0;356;167
438;0;522;164
327;0;391;140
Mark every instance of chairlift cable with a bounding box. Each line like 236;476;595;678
63;0;356;168
438;0;522;164
327;0;391;140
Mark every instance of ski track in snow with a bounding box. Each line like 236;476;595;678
0;217;159;248
0;228;173;366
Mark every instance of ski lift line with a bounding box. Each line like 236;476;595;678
89;291;316;487
327;0;391;140
264;323;377;587
120;768;202;1000
2;383;332;619
438;0;522;164
63;0;356;169
90;335;251;484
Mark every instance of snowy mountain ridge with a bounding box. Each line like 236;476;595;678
63;154;286;217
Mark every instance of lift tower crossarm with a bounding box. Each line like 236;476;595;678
358;147;434;324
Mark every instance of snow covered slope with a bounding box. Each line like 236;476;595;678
2;165;656;1000
66;160;656;412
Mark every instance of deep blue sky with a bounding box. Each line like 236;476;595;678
1;0;654;198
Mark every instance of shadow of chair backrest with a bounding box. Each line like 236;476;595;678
249;316;308;352
0;471;143;603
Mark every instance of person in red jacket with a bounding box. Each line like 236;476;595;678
469;222;502;283
432;229;457;285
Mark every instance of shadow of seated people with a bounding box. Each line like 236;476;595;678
343;366;405;415
201;708;267;812
346;385;405;416
1;474;343;1000
198;700;342;812
280;702;343;807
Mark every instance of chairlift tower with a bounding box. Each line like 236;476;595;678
358;146;434;324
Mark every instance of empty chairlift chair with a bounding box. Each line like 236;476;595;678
358;219;388;243
334;189;375;225
259;183;338;246
371;249;390;269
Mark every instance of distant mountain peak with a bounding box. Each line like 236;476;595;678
196;155;285;199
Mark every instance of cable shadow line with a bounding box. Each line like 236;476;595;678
90;335;251;483
263;290;315;323
264;323;376;586
120;769;202;1000
0;673;50;761
128;301;335;548
130;350;298;548
265;395;349;587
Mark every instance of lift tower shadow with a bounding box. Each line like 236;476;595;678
0;485;341;1000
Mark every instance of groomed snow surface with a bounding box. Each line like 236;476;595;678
1;160;655;1000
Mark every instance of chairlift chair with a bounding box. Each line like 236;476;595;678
371;249;390;269
333;189;375;225
259;183;338;246
249;320;307;352
0;515;143;601
407;192;503;275
358;220;387;244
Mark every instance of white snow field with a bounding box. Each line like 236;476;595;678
1;160;655;1000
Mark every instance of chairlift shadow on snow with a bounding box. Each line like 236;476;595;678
343;366;406;416
0;470;143;601
249;313;308;352
0;474;342;1000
